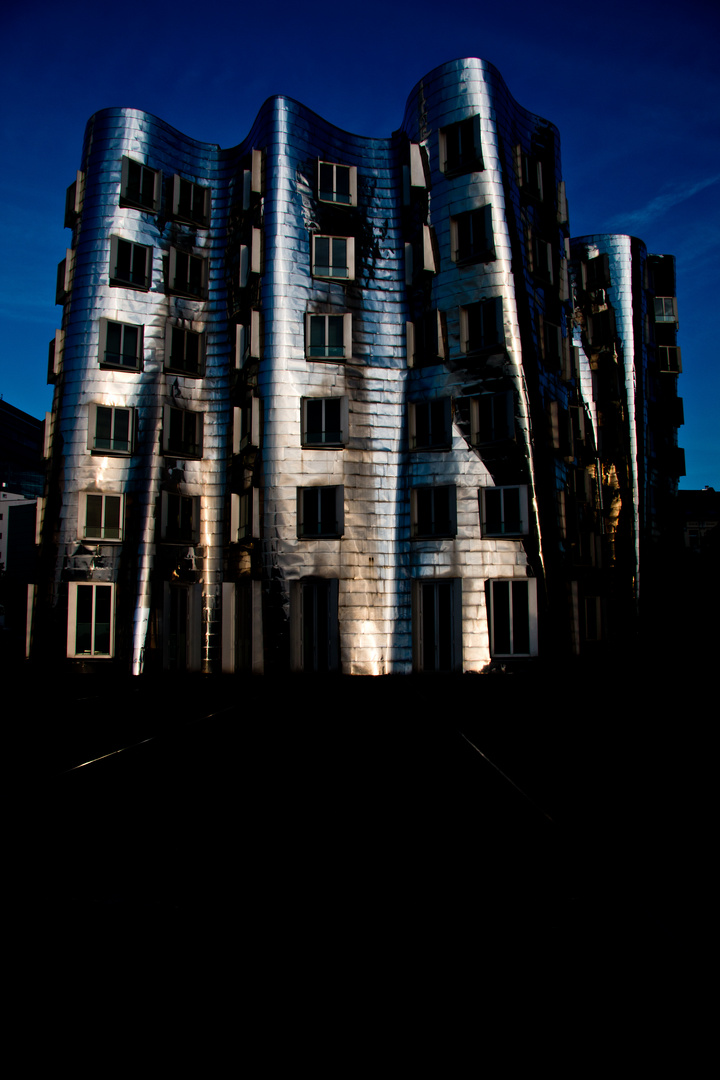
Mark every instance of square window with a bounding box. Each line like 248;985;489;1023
489;578;538;657
160;491;200;543
302;397;348;448
120;157;161;212
168;248;208;299
88;404;134;455
451;206;494;263
471;392;514;444
163;406;203;458
460;298;504;353
412;579;463;673
109;237;151;290
481;486;529;537
165;323;204;376
172;175;210;227
305;312;352;360
99;318;143;370
440;117;483;175
318;161;357;206
312;235;354;280
67;583;115;658
81;493;124;542
411;486;457;539
297;486;344;538
409;399;452;451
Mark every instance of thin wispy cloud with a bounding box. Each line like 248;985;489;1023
606;173;720;231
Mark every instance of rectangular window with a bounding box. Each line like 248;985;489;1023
531;233;553;284
163;406;203;458
658;346;682;374
654;296;678;325
516;147;544;201
81;493;124;541
64;170;83;227
67;583;115;658
305;312;352;360
109;237;151;290
582;253;611;291
172;175;210;226
48;329;64;383
586;308;616;347
440;116;482;175
291;579;340;673
168;248;208;299
489;578;538;657
239;228;262;285
88;404;134;455
56;252;72;305
318;161;357;206
409;399;452;451
312;235;354;280
297;486;344;538
230;489;259;542
407;310;447;367
411;486;457;539
481;486;529;537
460;298;504;353
233;397;261;454
120;157;161;212
471;392;514;444
160;491;200;543
413;579;462;673
99;318;143;370
165;323;204;376
451;206;494;263
302;397;349;448
542;317;562;366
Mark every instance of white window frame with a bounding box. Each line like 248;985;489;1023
120;156;161;213
87;404;134;456
167;247;208;299
109;236;151;290
79;492;124;542
305;312;352;361
409;399;452;451
317;160;357;206
297;486;344;539
160;490;200;544
489;578;538;658
171;175;211;227
164;321;204;376
480;485;529;537
67;582;116;659
230;488;260;542
162;405;203;458
312;235;355;281
410;486;457;539
301;396;349;448
99;318;143;371
460;297;504;353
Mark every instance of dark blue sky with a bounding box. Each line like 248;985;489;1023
1;0;717;487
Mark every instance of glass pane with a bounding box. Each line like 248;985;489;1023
314;237;329;275
116;240;132;281
331;238;347;277
485;489;502;534
319;163;334;201
511;581;530;654
493;581;511;654
95;407;113;449
131;244;147;286
327;316;344;356
504;488;521;533
85;495;103;537
104;497;121;539
122;325;138;365
112;410;130;452
310;316;326;353
106;322;122;364
75;585;93;654
335;167;350;203
94;586;112;654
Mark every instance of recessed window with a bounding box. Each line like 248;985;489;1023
233;397;260;454
411;486;457;539
654;297;678;325
162;406;203;458
172;175;210;227
409;399;452;451
168;248;208;299
440;117;482;175
460;298;504;354
99;318;143;370
67;583;115;659
541;316;562;366
297;486;344;538
235;312;261;368
312;235;354;280
581;253;610;291
80;493;124;542
481;486;529;537
413;579;463;673
165;323;204;376
471;392;514;444
531;233;553;284
120;157;161;212
88;404;134;455
407;310;446;368
516;147;544;201
305;313;352;360
302;397;348;448
658;346;682;373
291;579;340;672
318;161;357;206
230;489;259;543
489;578;538;657
109;237;151;290
160;491;200;544
451;206;494;264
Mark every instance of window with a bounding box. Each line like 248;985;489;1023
411;486;457;539
80;493;124;542
109;237;151;290
235;311;261;368
120;157;161;212
581;253;610;291
48;329;64;383
489;578;538;657
658;346;682;374
230;489;259;542
451;206;494;263
67;583;115;659
460;298;504;353
297;486;344;538
516;147;544;200
302;397;349;448
481;486;529;537
318;161;357;206
291;579;340;673
471;392;514;444
409;399;452;451
239;229;262;285
88;404;134;455
654;297;678;325
407;310;446;367
165;323;204;376
64;170;83;228
172;175;210;227
160;491;200;543
305;313;352;360
440;117;482;174
531;232;553;284
312;235;354;280
99;319;143;370
233;398;261;454
168;248;208;299
586;308;616;347
413;579;462;673
541;316;562;366
163;406;203;458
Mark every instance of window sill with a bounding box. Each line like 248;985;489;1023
109;278;150;292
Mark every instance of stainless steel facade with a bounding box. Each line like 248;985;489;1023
37;58;683;674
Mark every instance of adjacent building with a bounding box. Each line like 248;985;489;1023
32;58;684;674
